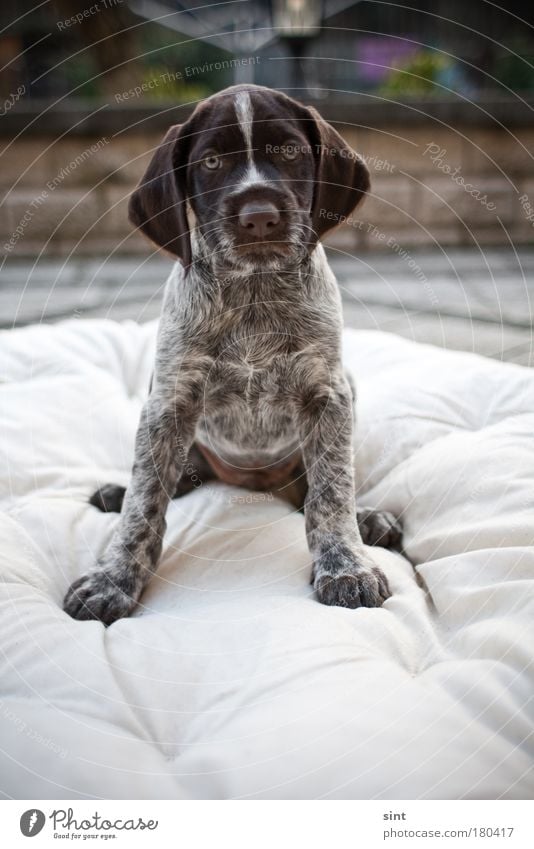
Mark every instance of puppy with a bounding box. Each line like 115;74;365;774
64;85;401;624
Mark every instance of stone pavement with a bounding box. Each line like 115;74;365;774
1;247;533;366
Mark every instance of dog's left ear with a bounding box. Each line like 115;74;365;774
128;124;191;268
307;107;370;242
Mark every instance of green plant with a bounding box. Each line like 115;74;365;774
379;50;451;97
142;67;208;102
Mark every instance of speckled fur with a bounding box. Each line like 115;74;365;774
63;85;400;624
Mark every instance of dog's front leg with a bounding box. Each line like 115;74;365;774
298;376;391;609
63;394;199;624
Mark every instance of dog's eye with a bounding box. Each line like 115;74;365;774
202;153;222;170
281;142;301;161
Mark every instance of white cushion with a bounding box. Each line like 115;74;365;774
0;319;532;799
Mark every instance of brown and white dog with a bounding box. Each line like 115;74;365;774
63;85;401;624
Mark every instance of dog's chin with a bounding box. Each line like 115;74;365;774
235;241;292;260
219;235;306;273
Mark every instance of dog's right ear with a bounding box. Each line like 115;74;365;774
128;124;191;268
305;106;370;244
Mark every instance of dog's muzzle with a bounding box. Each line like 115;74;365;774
223;186;296;255
238;200;281;239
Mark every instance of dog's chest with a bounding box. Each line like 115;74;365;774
203;319;328;409
176;264;340;425
207;342;296;406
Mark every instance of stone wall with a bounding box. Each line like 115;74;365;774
339;124;534;253
2;120;533;258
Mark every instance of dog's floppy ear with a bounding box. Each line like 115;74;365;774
307;107;370;242
128;124;191;268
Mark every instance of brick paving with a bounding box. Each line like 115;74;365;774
1;247;533;366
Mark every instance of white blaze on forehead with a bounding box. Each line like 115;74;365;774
234;90;254;160
234;89;266;186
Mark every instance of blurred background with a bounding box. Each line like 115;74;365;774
1;0;533;364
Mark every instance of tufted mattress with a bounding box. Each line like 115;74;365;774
0;318;533;799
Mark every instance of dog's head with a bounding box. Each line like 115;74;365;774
129;85;369;273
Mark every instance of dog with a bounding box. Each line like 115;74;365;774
63;84;401;624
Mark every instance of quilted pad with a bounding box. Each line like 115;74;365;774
0;319;533;799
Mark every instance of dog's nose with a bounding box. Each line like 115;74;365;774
238;201;280;238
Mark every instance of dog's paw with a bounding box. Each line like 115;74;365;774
63;569;137;625
313;540;391;609
357;508;402;550
89;484;126;513
315;567;390;609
